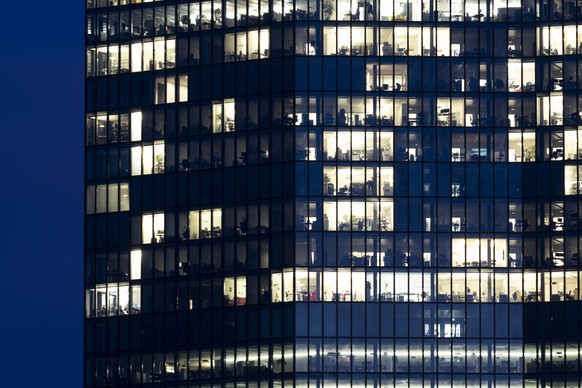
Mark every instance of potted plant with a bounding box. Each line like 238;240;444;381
323;0;335;20
212;112;223;133
323;173;333;195
523;145;535;162
180;15;190;32
155;154;165;173
213;8;222;27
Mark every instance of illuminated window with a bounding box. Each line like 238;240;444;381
189;208;222;239
565;165;581;195
131;141;165;175
211;99;236;132
86;183;130;214
142;212;165;243
224;276;247;306
85;282;138;317
508;132;535;162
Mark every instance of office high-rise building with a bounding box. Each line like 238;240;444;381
85;0;582;386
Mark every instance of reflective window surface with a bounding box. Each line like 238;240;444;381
86;0;582;386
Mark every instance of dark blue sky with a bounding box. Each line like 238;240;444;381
0;1;84;386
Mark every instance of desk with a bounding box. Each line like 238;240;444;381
338;47;350;55
437;114;450;126
333;292;351;301
212;227;222;238
295;9;308;20
507;48;522;57
337;187;350;196
297;290;310;301
437;294;450;302
339;221;365;231
380;292;394;301
524;292;539;302
508;83;520;92
351;183;365;195
397;292;421;302
452;294;464;302
351;256;369;266
154;230;165;242
395;47;407;56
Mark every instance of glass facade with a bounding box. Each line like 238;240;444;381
85;0;582;386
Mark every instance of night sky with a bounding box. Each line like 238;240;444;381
1;1;84;386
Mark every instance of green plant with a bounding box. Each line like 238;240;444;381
180;15;190;26
342;213;357;223
214;8;222;26
155;154;165;172
523;145;535;162
323;0;334;20
211;112;223;132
